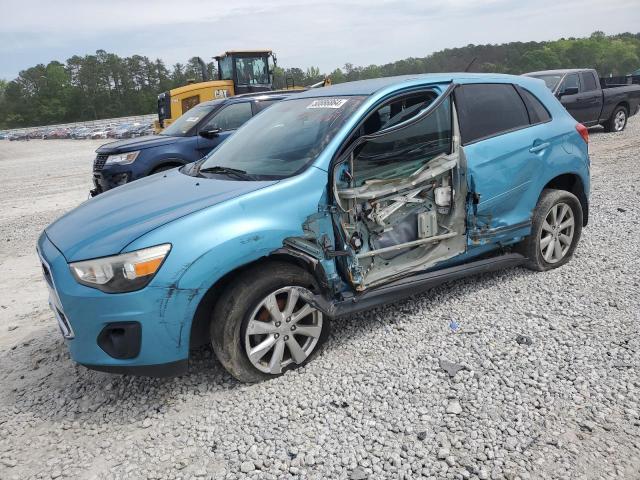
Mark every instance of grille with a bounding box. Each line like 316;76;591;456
93;154;108;171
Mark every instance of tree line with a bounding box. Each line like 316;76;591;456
1;31;639;129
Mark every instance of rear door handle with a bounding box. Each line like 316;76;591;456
529;142;550;153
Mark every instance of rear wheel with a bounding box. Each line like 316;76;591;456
518;189;583;271
210;262;328;382
604;105;628;132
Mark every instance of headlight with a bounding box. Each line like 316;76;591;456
70;244;171;293
105;151;139;165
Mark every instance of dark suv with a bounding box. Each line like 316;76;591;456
90;92;292;195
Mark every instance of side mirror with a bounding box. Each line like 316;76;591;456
559;86;579;97
199;128;221;139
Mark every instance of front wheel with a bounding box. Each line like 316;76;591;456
210;262;328;382
518;189;583;272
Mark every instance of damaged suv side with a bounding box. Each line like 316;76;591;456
38;74;589;382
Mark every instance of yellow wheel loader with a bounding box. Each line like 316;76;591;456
155;50;331;131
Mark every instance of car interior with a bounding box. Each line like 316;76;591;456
332;90;467;289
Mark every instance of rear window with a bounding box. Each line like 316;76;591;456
456;84;530;144
529;74;563;91
518;88;551;124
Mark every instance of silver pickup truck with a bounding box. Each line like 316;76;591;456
525;68;640;132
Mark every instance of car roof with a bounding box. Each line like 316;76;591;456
291;73;545;98
198;90;298;108
525;69;592;76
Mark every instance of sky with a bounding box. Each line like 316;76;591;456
2;0;640;80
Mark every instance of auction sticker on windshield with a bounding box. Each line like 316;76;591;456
307;99;349;109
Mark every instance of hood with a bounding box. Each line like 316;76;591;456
46;169;278;262
96;135;181;154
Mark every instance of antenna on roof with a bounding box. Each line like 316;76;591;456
464;57;478;72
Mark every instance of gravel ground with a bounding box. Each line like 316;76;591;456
0;121;639;480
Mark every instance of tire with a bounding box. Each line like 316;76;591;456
604;105;628;132
518;189;583;272
210;262;329;382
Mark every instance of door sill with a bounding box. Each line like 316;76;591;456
310;252;526;318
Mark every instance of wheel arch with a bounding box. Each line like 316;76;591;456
616;101;630;114
149;158;189;175
188;250;330;349
542;173;588;226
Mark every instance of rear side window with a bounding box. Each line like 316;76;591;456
518;88;552;124
456;84;530;144
580;72;598;92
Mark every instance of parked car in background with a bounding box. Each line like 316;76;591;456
71;127;92;139
89;127;110;139
128;123;155;137
9;131;30;141
115;123;140;138
28;129;44;139
106;123;119;130
111;124;136;139
44;127;72;139
140;124;156;136
40;73;590;381
525;68;640;132
90;92;291;195
107;127;119;138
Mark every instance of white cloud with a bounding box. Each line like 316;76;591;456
1;0;639;78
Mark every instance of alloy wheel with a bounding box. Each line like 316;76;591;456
244;286;323;374
539;202;575;264
614;110;626;131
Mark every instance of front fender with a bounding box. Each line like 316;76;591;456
122;166;330;343
140;152;193;175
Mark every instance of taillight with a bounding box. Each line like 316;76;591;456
576;123;589;144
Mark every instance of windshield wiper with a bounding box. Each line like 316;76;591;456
198;165;254;180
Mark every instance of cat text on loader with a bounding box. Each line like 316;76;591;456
155;50;278;131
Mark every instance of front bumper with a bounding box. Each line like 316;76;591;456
91;167;132;196
37;232;193;376
83;359;188;377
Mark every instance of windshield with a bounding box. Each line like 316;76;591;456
529;74;564;91
198;96;365;179
161;104;216;137
219;56;232;80
235;56;269;85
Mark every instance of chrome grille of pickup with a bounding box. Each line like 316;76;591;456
93;154;108;171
